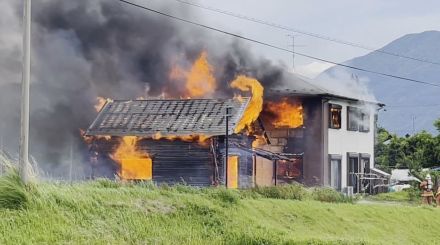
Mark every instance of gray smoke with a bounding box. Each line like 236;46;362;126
0;0;287;178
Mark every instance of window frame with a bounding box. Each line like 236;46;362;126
359;153;371;174
359;153;371;193
347;106;359;131
328;154;342;191
347;152;360;193
359;110;370;133
328;104;342;129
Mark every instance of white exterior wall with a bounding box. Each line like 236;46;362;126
327;99;376;190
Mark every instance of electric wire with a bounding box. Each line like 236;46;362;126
174;0;440;66
385;104;440;108
118;0;440;88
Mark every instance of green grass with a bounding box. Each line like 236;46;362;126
0;178;439;244
0;171;29;209
368;188;421;204
369;191;411;202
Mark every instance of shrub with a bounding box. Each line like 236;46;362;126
405;187;421;202
208;187;240;205
312;187;353;203
370;190;410;202
251;184;307;200
238;189;262;199
0;171;29;209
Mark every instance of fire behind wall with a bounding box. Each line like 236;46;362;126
0;0;293;178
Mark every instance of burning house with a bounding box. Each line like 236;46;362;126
263;77;389;194
84;72;388;194
85;97;256;187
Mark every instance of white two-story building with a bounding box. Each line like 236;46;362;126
255;74;389;194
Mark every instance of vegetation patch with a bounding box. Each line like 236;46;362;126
369;188;422;204
1;181;439;244
311;187;354;203
206;187;240;205
0;171;30;210
250;184;307;200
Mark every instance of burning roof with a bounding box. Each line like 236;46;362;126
85;98;250;137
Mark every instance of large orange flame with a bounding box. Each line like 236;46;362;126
185;51;217;98
169;51;217;98
111;136;152;180
264;98;303;128
231;75;264;133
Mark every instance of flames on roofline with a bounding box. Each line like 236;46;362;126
81;51;304;180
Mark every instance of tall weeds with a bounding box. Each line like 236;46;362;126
0;153;31;209
0;171;29;209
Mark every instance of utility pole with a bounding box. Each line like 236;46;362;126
19;0;31;183
287;34;305;73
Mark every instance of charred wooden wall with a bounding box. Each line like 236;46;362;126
139;139;214;186
94;139;213;186
302;97;325;186
94;136;258;187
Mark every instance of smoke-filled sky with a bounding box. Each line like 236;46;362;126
1;0;439;176
0;0;289;176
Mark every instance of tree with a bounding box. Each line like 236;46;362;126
375;118;440;172
434;118;440;133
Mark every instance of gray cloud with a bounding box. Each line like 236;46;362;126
0;0;288;178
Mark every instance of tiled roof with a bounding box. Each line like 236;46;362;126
86;98;250;137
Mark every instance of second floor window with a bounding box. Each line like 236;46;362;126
347;106;359;131
329;104;342;129
359;110;370;132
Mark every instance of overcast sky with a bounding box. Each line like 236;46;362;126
147;0;440;77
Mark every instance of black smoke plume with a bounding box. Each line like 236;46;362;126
0;0;287;178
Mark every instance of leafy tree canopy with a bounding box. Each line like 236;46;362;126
375;119;440;172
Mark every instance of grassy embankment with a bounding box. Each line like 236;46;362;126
1;173;440;245
367;189;419;204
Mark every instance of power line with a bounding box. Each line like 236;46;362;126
118;0;440;88
385;104;440;108
174;0;440;67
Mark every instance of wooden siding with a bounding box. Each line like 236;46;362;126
139;139;214;186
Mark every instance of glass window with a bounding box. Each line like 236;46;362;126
329;104;342;129
347;106;359;131
347;154;359;193
329;156;341;190
359;110;370;132
360;155;371;193
360;156;370;174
